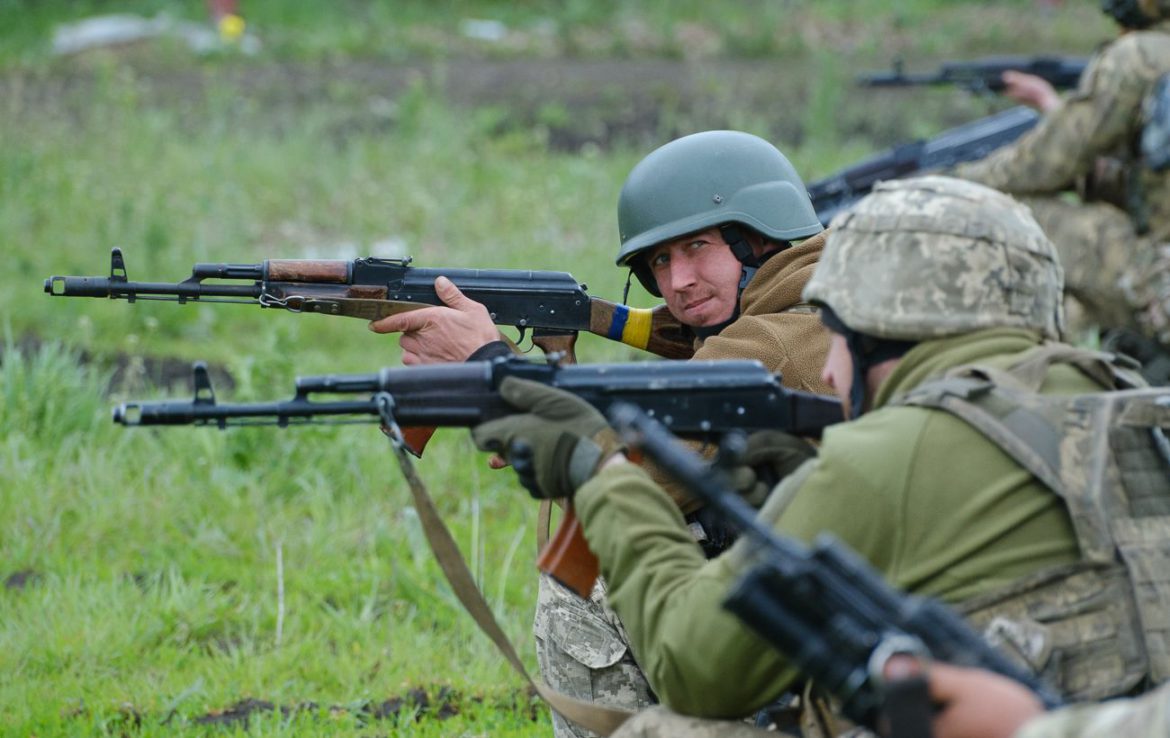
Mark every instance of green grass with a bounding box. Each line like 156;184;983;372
1;339;547;735
0;0;1112;67
0;2;1117;734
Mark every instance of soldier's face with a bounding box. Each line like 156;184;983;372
646;228;743;327
821;333;855;417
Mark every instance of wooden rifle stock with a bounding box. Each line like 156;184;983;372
535;450;642;597
588;299;693;360
535;503;599;598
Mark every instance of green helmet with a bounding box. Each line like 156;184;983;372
1101;0;1170;27
616;130;823;296
803;176;1064;342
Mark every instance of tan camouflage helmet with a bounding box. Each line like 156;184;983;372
803;176;1065;341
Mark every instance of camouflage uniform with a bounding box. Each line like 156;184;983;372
609;706;773;738
569;179;1162;730
536;233;831;738
1016;680;1170;738
952;18;1170;342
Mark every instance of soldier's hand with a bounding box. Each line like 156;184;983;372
1002;71;1061;113
471;378;626;499
730;430;817;506
917;662;1044;738
368;276;501;364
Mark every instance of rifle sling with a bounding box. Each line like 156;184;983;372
384;430;634;736
536;499;552;554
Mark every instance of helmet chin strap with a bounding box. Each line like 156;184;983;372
819;306;917;420
842;329;872;421
621;268;635;305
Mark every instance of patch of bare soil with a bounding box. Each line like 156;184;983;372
59;686;541;731
1;333;235;395
0;57;1005;155
4;569;40;591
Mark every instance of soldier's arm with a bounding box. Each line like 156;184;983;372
573;461;811;717
953;40;1150;193
575;439;903;720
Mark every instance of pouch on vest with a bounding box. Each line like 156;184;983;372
893;344;1170;699
1143;73;1170;173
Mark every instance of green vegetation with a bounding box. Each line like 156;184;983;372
0;2;1113;735
0;0;1113;66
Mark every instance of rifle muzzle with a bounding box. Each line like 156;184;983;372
45;276;114;297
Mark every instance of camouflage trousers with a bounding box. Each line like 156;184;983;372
1019;196;1170;346
535;574;657;738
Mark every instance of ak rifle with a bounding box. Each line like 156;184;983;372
45;248;694;361
115;356;843;598
610;403;1063;731
858;55;1087;94
808;106;1039;225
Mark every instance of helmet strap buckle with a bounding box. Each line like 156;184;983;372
719;224;758;267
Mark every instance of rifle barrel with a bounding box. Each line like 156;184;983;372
45;276;262;299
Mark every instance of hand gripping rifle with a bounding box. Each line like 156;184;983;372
858;55;1088;95
609;403;1063;733
45;248;694;361
114;356;843;598
807;106;1040;225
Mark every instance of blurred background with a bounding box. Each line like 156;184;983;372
0;2;1113;735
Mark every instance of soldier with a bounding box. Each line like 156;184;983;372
370;130;832;737
951;0;1170;368
470;177;1169;736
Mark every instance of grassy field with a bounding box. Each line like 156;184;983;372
0;2;1114;736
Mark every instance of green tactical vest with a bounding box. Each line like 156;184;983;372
891;343;1170;701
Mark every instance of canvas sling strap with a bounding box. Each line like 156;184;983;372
376;394;634;736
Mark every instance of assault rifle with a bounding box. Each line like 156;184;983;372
115;356;843;597
808;105;1039;225
45;248;694;361
858;55;1088;94
609;403;1063;731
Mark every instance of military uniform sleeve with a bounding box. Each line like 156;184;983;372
953;40;1149;193
574;453;889;718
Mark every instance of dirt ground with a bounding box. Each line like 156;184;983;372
1;56;1004;154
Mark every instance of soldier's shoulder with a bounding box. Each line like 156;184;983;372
1099;27;1170;66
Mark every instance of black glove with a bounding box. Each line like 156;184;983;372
730;430;817;507
685;504;743;559
685;431;816;557
471;377;625;499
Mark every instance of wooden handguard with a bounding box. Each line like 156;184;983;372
264;259;349;282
